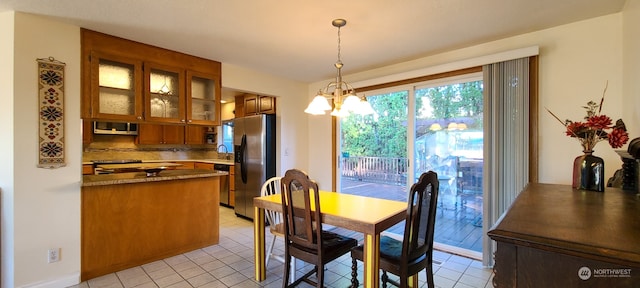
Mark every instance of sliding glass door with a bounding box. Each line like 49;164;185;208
413;74;484;258
337;73;484;258
337;89;409;201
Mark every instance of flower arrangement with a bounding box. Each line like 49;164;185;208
546;83;629;153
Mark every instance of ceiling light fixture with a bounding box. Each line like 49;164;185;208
304;19;374;117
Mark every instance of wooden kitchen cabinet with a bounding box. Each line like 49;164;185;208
137;124;210;145
236;93;276;117
82;164;94;175
194;162;214;170
187;70;221;126
144;65;222;126
229;165;235;207
86;51;144;122
171;161;194;170
81;174;220;280
144;62;185;124
81;29;221;125
137;124;184;144
185;125;206;145
82;119;93;145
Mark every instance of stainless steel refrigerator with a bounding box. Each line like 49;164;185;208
233;114;276;219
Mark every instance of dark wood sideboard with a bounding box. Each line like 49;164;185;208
488;183;640;287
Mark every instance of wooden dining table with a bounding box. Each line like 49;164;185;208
253;190;407;288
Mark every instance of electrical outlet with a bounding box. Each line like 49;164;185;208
48;248;60;263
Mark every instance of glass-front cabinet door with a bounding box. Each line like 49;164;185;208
144;63;185;123
187;70;220;126
90;52;143;121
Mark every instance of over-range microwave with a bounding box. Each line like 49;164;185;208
93;121;138;135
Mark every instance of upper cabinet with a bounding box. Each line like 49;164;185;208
81;29;222;126
187;70;221;125
89;52;144;121
144;63;185;123
236;93;276;117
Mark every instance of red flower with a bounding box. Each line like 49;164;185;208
586;115;612;129
608;128;629;149
565;122;587;137
546;84;629;151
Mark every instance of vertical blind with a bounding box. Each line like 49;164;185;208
482;57;530;266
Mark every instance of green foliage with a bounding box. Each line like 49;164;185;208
340;81;483;158
341;91;408;158
416;81;483;119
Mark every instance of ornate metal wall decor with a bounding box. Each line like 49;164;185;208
37;57;66;168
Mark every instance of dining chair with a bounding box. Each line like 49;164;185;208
261;176;296;283
350;171;439;288
261;177;285;266
280;169;358;288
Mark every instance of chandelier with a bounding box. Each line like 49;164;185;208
304;19;374;117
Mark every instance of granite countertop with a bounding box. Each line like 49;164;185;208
186;159;234;165
82;159;235;165
82;169;227;187
96;162;182;170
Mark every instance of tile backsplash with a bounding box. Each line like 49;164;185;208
83;135;221;162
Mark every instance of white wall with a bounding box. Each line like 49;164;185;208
4;5;638;287
623;0;640;133
3;12;311;287
0;11;16;288
10;13;82;287
222;63;309;176
307;13;627;188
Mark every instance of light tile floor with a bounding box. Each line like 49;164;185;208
72;206;494;288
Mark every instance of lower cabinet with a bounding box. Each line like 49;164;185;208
229;165;235;207
194;162;232;207
194;162;214;170
82;164;94;175
172;161;194;169
81;176;220;280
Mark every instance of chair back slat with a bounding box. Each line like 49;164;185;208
403;171;439;262
261;177;283;233
281;169;323;251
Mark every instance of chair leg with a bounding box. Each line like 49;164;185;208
289;258;296;284
426;269;435;288
266;234;277;268
316;264;324;288
381;271;388;288
351;257;359;288
282;254;291;288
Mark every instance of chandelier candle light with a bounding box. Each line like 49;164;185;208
304;19;374;117
546;83;629;192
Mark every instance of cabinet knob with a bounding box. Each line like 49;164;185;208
137;116;142;120
188;119;192;123
181;119;186;122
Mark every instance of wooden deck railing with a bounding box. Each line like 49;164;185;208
341;156;408;184
341;155;482;187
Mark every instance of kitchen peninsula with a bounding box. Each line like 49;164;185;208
81;168;225;281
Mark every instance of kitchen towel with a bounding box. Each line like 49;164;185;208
37;57;66;168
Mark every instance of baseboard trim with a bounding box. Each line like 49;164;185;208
20;272;80;288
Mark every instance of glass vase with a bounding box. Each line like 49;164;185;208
572;150;605;192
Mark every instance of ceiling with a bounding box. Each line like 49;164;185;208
0;0;627;101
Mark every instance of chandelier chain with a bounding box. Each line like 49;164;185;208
337;25;341;64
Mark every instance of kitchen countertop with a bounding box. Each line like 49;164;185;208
82;159;235;165
190;159;234;165
82;169;227;187
96;162;183;170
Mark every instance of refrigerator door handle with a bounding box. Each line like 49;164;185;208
240;134;248;183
